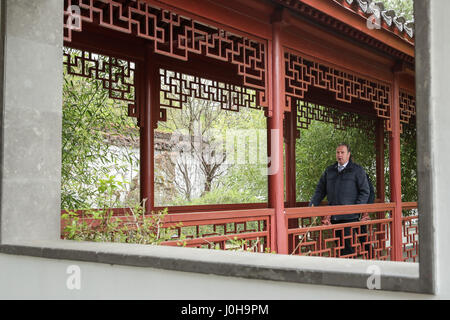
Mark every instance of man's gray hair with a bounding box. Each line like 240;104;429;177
337;142;351;153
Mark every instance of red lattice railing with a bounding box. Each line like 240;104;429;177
61;204;418;261
161;209;273;252
285;203;395;260
285;202;419;261
401;202;419;262
61;208;274;253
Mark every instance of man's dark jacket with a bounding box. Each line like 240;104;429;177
309;160;370;222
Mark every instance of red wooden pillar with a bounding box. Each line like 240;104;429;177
375;118;387;253
375;119;386;204
285;105;298;254
389;69;403;261
140;47;158;214
375;118;386;230
285;106;297;208
267;120;277;252
268;11;288;254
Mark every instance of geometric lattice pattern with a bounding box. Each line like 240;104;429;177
288;216;392;260
61;209;272;253
285;51;391;130
402;215;419;262
159;69;263;122
288;203;419;262
296;100;376;134
64;0;268;108
63;47;137;117
166;218;269;252
399;90;416;132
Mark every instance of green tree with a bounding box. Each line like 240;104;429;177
294;118;417;205
380;0;414;20
62;48;140;210
295;121;376;203
158;104;268;206
155;71;268;206
400;123;417;202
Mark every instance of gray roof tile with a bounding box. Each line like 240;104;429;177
334;0;414;40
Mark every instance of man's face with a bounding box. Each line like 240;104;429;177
336;145;350;166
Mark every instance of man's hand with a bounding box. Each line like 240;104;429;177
322;215;331;225
361;213;370;222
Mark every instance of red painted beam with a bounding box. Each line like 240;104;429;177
298;0;414;58
281;19;395;84
149;0;272;40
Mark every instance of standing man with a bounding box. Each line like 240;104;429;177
309;143;370;256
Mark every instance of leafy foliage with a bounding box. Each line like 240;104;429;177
379;0;414;20
401;123;418;202
62;47;417;212
62;198;183;245
155;92;268;206
62;48;140;210
295;121;377;202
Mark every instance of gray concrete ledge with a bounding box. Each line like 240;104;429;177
0;240;427;294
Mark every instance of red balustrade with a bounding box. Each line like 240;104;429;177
401;202;419;262
285;203;395;260
61;203;418;261
160;209;273;252
61;208;274;253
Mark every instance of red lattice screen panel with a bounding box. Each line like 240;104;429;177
64;0;268;109
284;50;391;130
399;89;416;132
63;47;138;118
295;100;376;135
159;68;263;122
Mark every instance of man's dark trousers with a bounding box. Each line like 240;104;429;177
332;218;372;256
332;218;359;256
